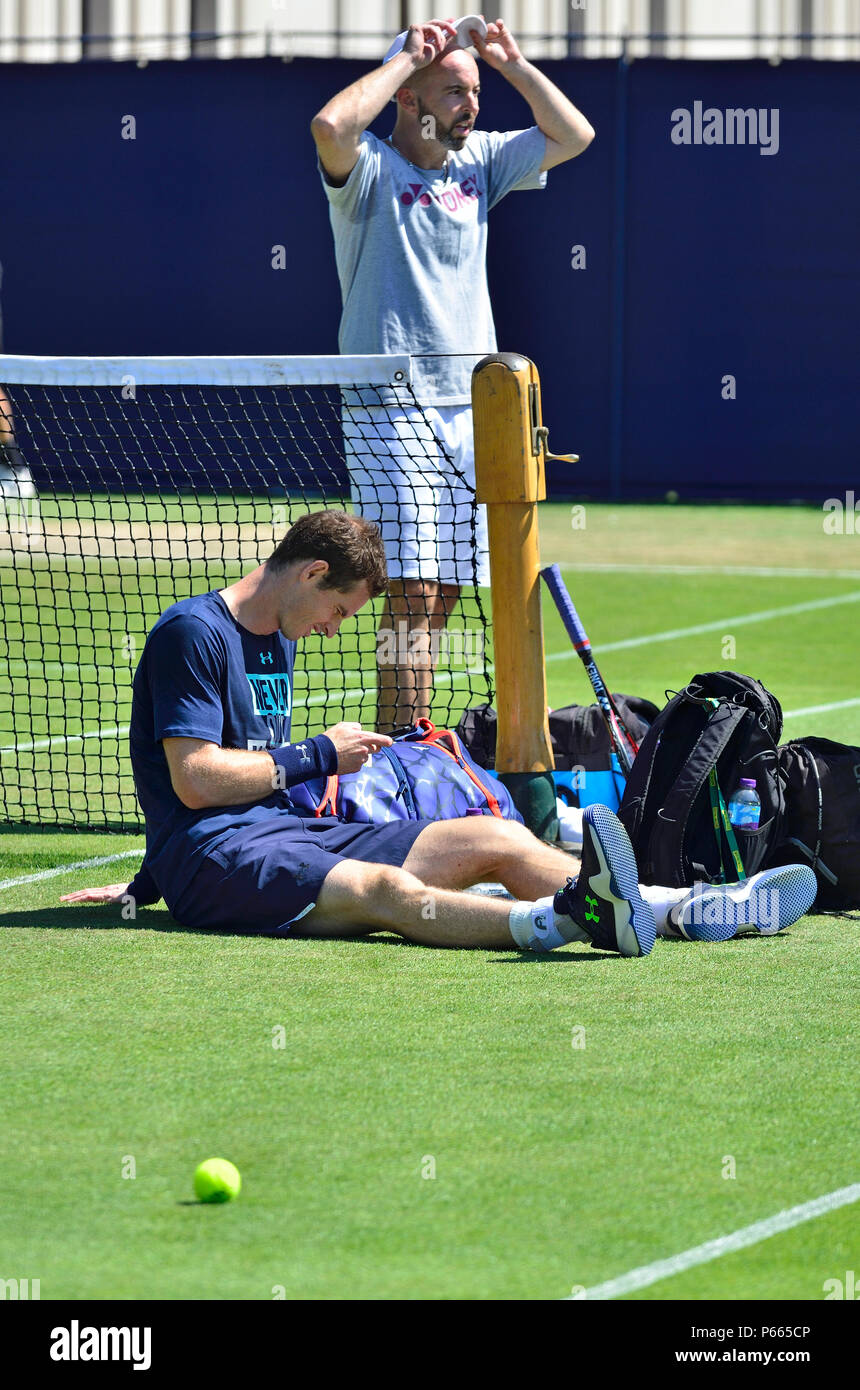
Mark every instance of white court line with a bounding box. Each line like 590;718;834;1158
549;562;860;580
783;697;860;720
0;725;129;755
547;590;860;660
0;668;483;754
0;848;145;893
6;688;852;758
569;1182;860;1301
4;660;113;676
5;592;856;756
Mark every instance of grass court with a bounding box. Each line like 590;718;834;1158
1;500;858;1299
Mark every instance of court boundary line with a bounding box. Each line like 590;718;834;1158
0;670;480;755
783;696;860;720
0;848;146;892
567;1181;860;1300
545;562;860;580
4;593;860;757
547;590;860;659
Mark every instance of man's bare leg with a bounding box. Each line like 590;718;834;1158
401;817;576;900
295;857;518;949
295;809;658;957
0;386;13;447
0;385;36;500
376;578;459;732
297;820;580;949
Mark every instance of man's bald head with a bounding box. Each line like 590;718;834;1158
398;47;480;102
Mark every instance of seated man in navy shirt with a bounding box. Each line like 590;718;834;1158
62;509;816;954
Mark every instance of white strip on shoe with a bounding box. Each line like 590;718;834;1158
678;865;817;939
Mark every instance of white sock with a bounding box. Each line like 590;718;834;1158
556;801;584;849
508;896;591;951
639;883;690;936
508;899;568;952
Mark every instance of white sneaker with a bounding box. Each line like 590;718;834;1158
672;865;817;941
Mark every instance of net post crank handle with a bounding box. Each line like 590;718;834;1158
533;425;579;467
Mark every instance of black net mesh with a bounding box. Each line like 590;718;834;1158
0;371;493;830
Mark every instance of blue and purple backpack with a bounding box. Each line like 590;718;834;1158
285;719;523;825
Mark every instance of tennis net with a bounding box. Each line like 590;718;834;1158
0;354;493;830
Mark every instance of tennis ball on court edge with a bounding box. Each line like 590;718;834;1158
665;489;679;504
193;1157;241;1203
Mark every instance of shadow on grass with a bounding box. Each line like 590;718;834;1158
653;930;793;943
0;906;806;954
0;907;614;958
492;947;629;963
495;931;796;961
0;905;204;935
0;906;428;947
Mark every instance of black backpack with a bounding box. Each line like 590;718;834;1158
617;672;785;887
456;696;659;772
766;738;860;910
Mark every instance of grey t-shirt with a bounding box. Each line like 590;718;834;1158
319;127;548;405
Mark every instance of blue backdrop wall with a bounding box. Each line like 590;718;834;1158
2;55;857;499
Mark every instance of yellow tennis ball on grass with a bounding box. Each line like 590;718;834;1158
193;1157;241;1203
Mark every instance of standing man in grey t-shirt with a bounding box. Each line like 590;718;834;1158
311;17;594;732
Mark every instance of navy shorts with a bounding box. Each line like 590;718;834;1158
171;813;433;935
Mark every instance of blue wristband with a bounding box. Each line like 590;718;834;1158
268;733;338;787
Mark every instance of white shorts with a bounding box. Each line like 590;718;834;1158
343;403;489;586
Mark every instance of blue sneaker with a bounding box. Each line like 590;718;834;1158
673;865;817;941
553;804;657;957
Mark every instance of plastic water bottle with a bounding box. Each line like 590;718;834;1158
728;778;761;829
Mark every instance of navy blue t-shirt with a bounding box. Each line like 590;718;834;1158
129;590;336;913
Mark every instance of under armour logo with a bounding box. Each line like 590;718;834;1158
260;651;273;665
298;743;311;765
584;894;600;923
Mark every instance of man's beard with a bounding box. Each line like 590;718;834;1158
416;96;473;151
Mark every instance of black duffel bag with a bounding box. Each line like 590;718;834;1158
456;695;659;772
766;738;860;910
617;672;785;887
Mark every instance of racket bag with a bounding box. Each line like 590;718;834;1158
766;738;860;910
617;672;785;887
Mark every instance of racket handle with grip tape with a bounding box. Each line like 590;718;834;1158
540;563;638;777
541;563;594;656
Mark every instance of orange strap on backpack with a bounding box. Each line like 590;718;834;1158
313;774;339;817
412;718;503;818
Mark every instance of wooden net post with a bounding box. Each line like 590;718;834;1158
472;353;557;840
